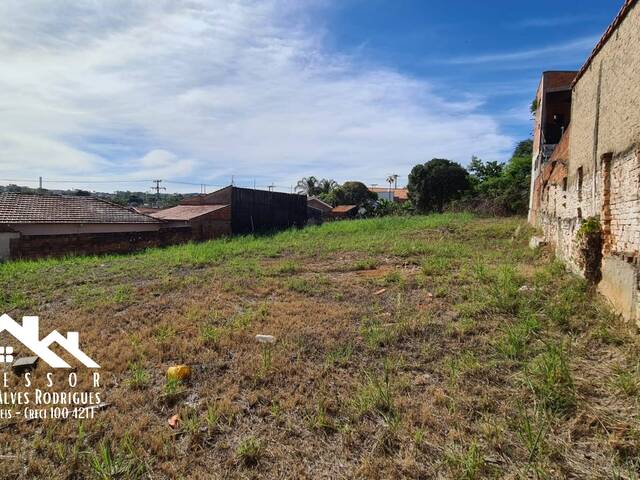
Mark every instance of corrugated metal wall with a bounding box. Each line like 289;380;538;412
231;187;307;234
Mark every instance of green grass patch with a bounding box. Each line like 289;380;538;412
526;343;576;415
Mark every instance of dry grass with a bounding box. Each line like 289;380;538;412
0;214;639;479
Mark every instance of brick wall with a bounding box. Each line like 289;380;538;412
604;148;640;255
9;227;192;260
185;205;232;240
568;3;640;218
529;2;640;322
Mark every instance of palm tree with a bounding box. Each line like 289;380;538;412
295;176;319;195
318;178;338;194
386;174;398;190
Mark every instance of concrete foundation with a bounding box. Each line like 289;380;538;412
598;256;639;325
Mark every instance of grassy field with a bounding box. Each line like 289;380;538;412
0;214;639;479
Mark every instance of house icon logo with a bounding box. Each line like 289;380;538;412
0;314;99;369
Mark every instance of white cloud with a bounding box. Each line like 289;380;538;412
0;0;513;192
511;15;598;29
447;36;598;65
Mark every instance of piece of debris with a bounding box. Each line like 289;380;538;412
166;365;191;381
374;288;387;296
414;374;433;386
255;334;276;344
518;285;532;293
529;236;547;249
12;356;38;375
168;414;179;429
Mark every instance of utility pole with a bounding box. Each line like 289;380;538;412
38;176;42;191
150;179;166;207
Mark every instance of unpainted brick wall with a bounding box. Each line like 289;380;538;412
605;149;640;255
10;228;193;260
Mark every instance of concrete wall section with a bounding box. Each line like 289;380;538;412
598;256;638;321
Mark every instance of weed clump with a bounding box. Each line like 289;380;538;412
495;313;540;360
352;362;397;421
125;362;150;390
527;343;576;415
87;436;146;480
236;436;263;467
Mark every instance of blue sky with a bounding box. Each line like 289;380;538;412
319;0;620;140
0;0;623;192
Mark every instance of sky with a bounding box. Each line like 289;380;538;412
0;0;623;193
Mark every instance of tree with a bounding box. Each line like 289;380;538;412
468;156;503;183
386;174;399;190
513;139;533;158
324;181;377;207
407;159;470;213
295;177;339;197
295;176;319;195
317;178;338;195
463;140;533;215
495;152;531;214
127;193;144;206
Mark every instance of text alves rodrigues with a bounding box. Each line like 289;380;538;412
0;371;102;406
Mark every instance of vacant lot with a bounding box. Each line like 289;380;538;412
0;214;638;479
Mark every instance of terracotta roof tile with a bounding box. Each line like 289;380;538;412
150;204;228;221
369;187;409;200
332;205;357;213
0;193;161;225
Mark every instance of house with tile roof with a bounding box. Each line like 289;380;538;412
368;187;409;203
0;193;189;260
331;205;358;220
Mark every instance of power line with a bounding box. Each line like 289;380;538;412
149;179;166;207
0;176;306;194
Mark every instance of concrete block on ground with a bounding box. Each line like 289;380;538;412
529;236;548;249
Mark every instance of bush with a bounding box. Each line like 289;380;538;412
408;159;471;213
